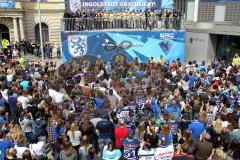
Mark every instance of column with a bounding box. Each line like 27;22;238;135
13;17;19;42
19;17;25;40
194;0;199;22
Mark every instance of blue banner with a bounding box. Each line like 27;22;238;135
0;0;15;8
69;0;173;11
201;0;240;2
62;30;185;63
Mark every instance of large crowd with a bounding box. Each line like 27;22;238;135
0;47;240;160
63;9;182;31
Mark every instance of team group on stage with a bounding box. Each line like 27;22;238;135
63;9;183;31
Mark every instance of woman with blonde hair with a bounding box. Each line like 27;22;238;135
67;122;82;152
207;119;223;148
78;135;92;159
60;140;78;160
134;121;146;141
37;100;46;111
210;148;226;160
6;148;17;160
199;111;207;127
14;133;29;159
11;124;23;143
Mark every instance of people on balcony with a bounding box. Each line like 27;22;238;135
63;9;182;31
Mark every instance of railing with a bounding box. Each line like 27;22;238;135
61;17;185;31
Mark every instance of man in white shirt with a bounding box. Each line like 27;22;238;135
103;77;112;89
108;89;119;110
17;91;29;110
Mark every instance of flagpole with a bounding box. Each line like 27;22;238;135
38;0;44;62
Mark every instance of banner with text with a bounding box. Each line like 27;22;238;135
68;0;173;11
201;0;240;2
62;30;185;63
0;0;15;8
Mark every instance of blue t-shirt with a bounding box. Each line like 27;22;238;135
137;70;145;78
151;99;161;118
0;98;4;107
20;81;29;90
158;133;173;147
121;138;140;160
189;120;205;139
0;139;14;160
0;115;5;129
168;120;179;135
94;97;104;108
52;125;64;140
197;66;206;71
188;75;196;88
8;96;17;112
103;148;121;160
166;106;181;122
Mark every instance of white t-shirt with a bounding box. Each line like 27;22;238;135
48;89;64;103
7;73;14;82
98;87;122;101
108;94;118;109
14;145;29;159
17;96;29;110
30;141;45;157
154;145;174;160
104;79;112;88
67;130;82;146
1;89;8;101
138;148;155;160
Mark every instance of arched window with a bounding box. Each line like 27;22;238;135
35;23;49;43
0;24;10;41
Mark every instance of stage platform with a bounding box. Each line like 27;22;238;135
61;30;185;63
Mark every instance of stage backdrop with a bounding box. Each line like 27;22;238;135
0;0;15;8
62;30;185;63
68;0;173;11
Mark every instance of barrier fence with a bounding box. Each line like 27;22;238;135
62;17;184;31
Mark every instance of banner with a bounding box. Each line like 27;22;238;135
62;30;185;63
0;0;15;8
201;0;240;2
68;0;174;11
154;145;174;160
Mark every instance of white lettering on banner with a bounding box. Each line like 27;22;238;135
82;2;156;7
154;145;174;160
160;33;174;39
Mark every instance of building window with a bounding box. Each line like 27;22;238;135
35;23;49;43
0;24;10;41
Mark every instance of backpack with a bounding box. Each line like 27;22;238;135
195;78;201;88
146;100;151;110
200;78;207;88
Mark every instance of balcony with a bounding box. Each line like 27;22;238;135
61;17;185;32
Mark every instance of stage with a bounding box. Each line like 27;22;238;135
61;30;185;63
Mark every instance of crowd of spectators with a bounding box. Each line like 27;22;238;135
63;9;182;31
0;51;240;160
0;39;61;62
